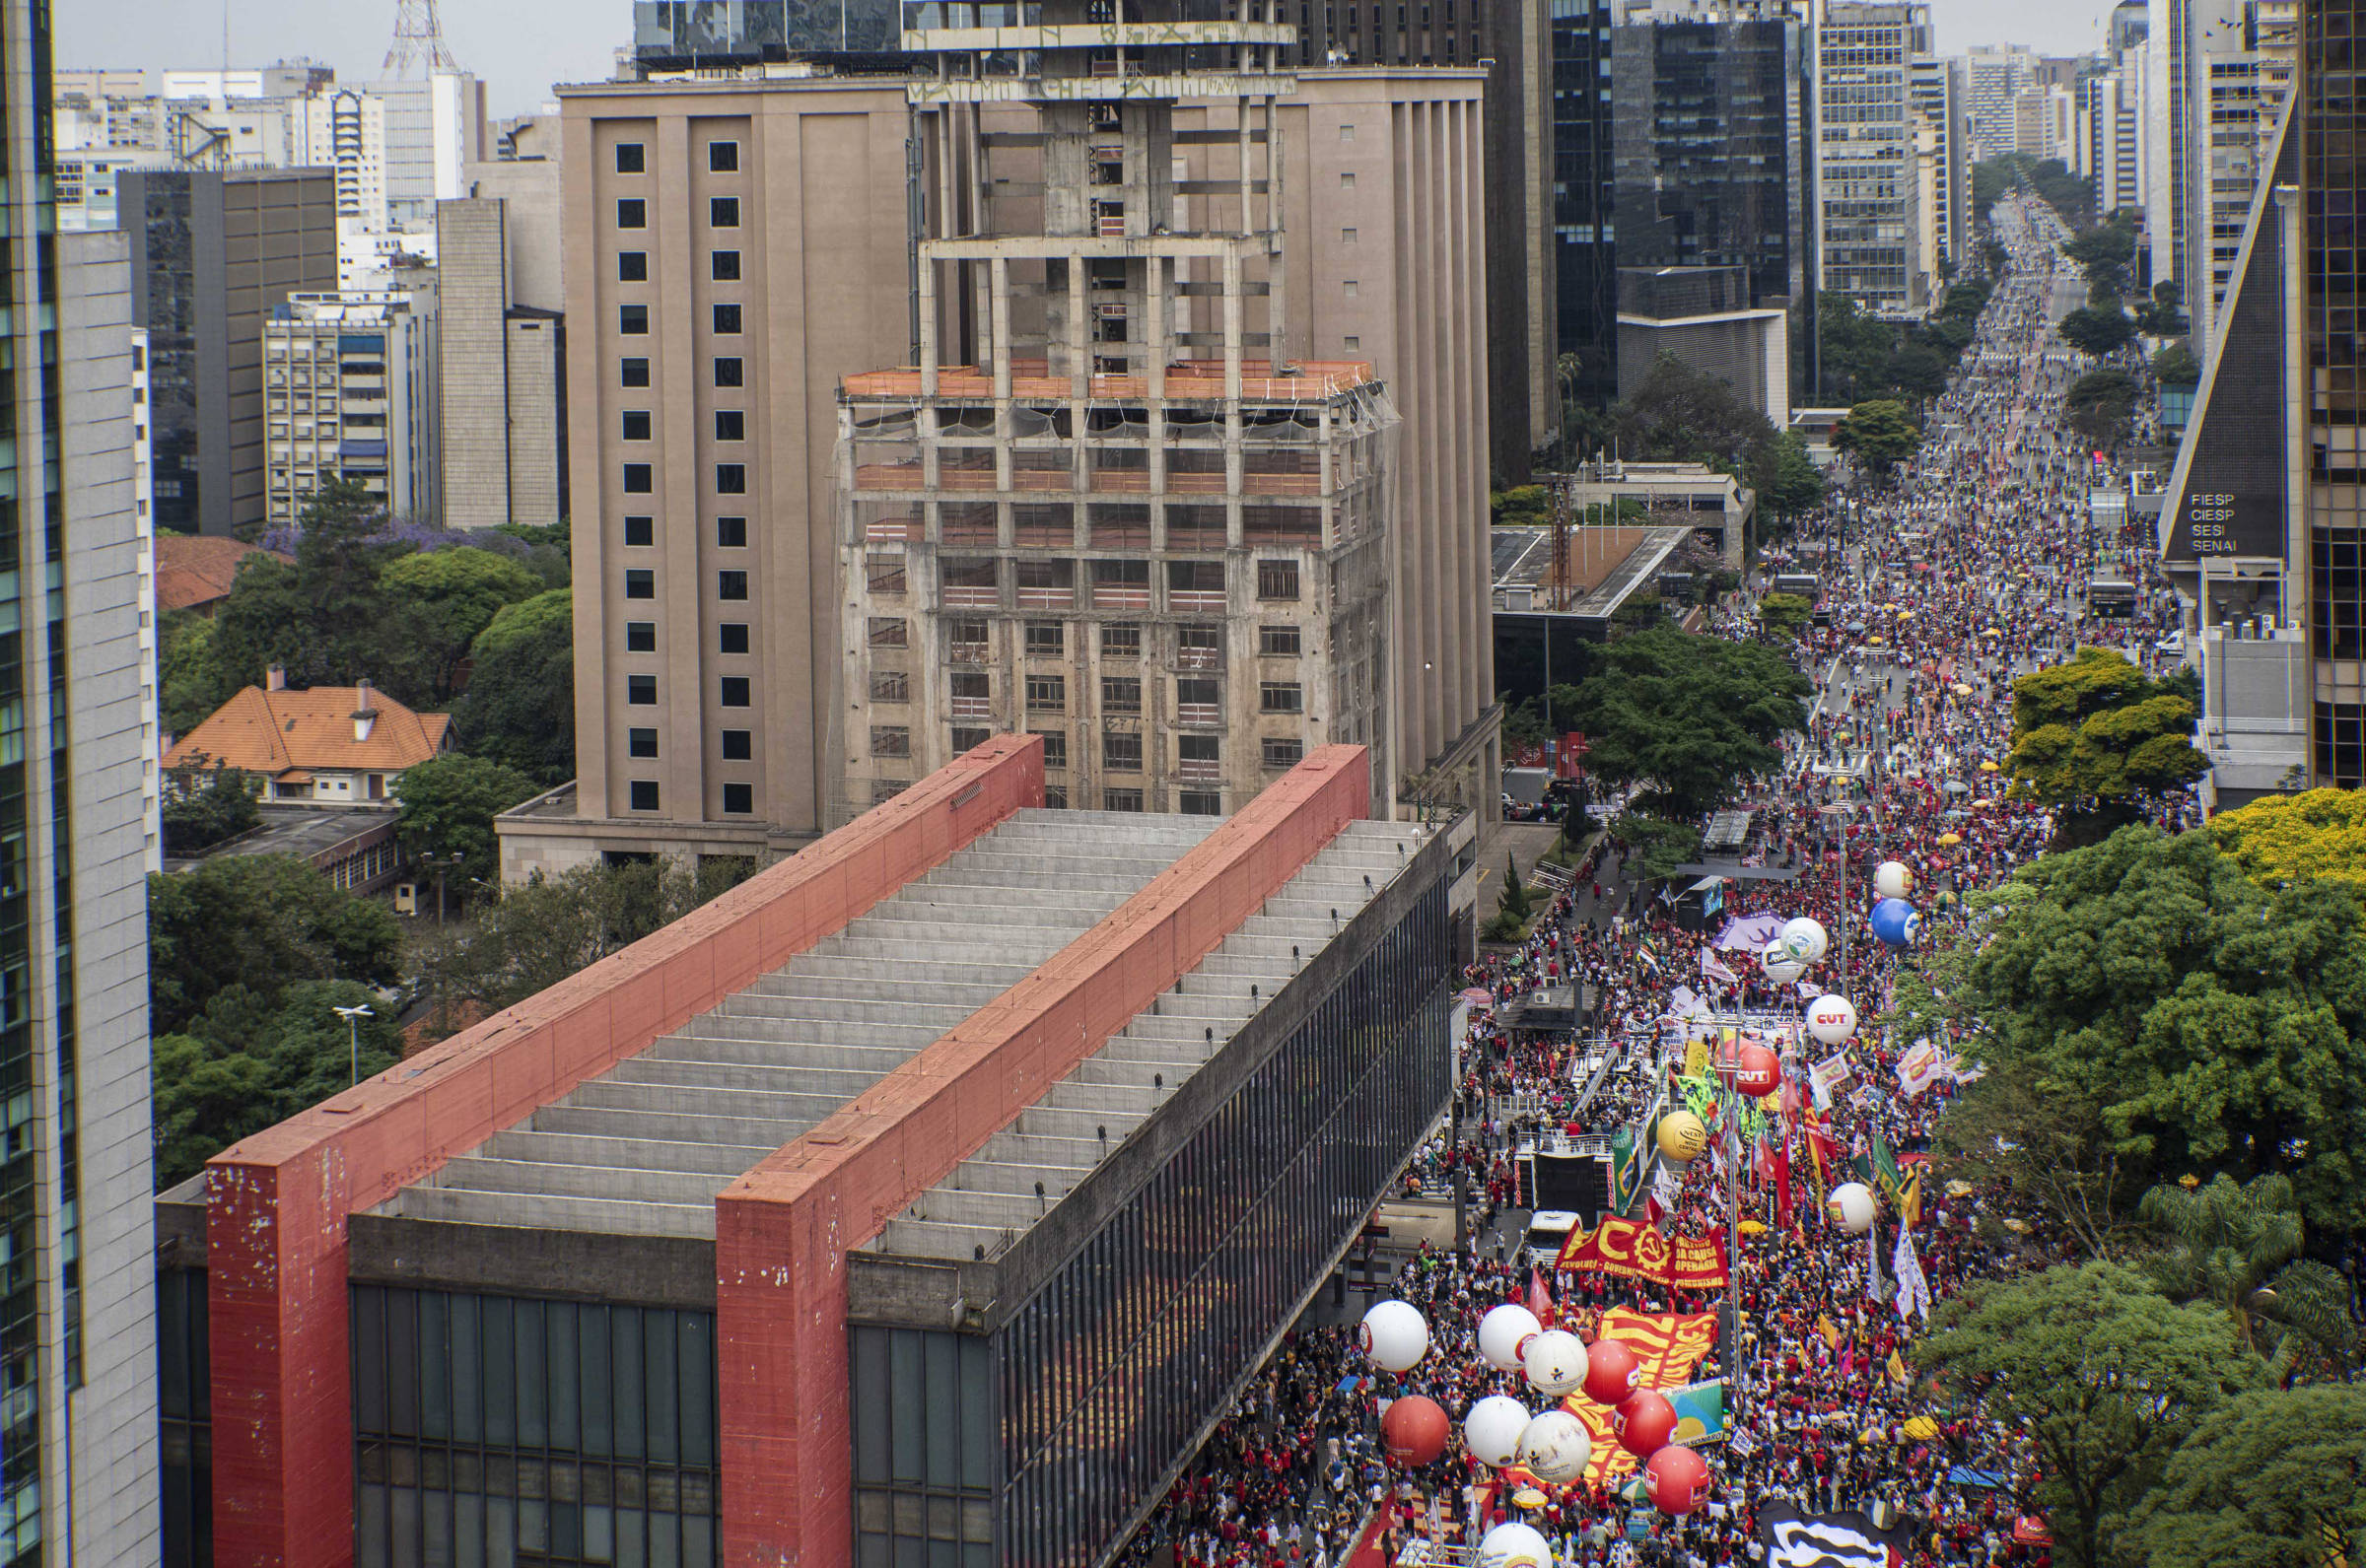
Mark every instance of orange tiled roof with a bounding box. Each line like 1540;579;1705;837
162;684;453;778
155;535;290;613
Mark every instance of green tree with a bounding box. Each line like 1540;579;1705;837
2209;786;2366;891
1932;1060;2138;1260
158;608;243;737
2062;219;2138;301
379;546;544;703
2065;367;2141;451
1964;824;2366;1235
454;588;576;785
2137;1173;2356;1368
1492;486;1554;527
444;857;762;1009
1607;813;1703;883
148;853;404;1036
1833;399;1922;481
1748;431;1827;520
2117;1387;2366;1568
1758;591;1813;639
159;763;262;855
393;753;539;892
1914;1261;2262;1568
1496;852;1534;926
2005;648;2207;826
2152;339;2200;387
2137;281;2190;338
2060;306;2137;358
208;479;416;700
1608;353;1779;474
1559;627;1811;820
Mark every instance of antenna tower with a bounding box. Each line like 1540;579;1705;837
384;0;461;77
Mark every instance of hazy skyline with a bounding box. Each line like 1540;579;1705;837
61;0;2123;121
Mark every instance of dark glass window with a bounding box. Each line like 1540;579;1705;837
713;305;742;335
629;727;659;759
720;677;751;708
715;410;745;442
718;571;748;601
717;516;748;547
620;304;650;335
625;621;656;652
719;623;750;654
621;357;652;388
615;197;647;229
618;250;649;283
714;358;743;387
712;250;741;282
614;143;646;174
624;570;655;600
716;464;746;495
709;141;739;172
624;515;655;547
627;675;657;705
630;780;661;811
722;783;753;815
622;410;653;442
622;463;654;494
721;729;752;761
709;196;740;229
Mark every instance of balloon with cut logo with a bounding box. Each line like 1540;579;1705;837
1358;1299;1429;1372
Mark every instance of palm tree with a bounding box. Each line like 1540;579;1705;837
2138;1174;2356;1373
1556;353;1584;453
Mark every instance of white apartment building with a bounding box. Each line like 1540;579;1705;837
262;289;442;524
1963;42;2036;159
1816;2;1936;317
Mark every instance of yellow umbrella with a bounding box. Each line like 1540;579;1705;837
1951;682;1973;696
1937;832;1963;846
1983;628;2003;637
1511;1488;1548;1511
1980;760;2000;772
1738;1219;1769;1235
1902;1415;1941;1441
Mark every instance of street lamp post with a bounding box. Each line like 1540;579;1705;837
333;1003;376;1086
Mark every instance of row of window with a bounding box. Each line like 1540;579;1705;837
620;304;747;335
621;410;745;443
614;140;738;175
622;462;748;495
866;617;1305;656
627;727;752;762
872;728;1300;772
620;249;741;283
624;569;748;600
624;779;750;816
627;674;750;708
620;621;749;654
621;357;745;388
623;515;748;549
865;673;1303;716
616;196;744;232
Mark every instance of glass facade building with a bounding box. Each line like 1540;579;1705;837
630;0;900;65
1552;0;1618;404
2308;0;2366;784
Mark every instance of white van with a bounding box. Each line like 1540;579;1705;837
1525;1209;1581;1270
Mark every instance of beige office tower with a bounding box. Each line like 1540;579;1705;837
838;24;1491;825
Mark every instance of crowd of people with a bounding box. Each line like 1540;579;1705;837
1120;195;2183;1568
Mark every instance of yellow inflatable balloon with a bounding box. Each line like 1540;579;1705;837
1658;1110;1707;1164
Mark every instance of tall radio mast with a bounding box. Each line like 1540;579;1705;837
383;0;460;77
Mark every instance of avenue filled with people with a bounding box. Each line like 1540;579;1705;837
1120;193;2207;1568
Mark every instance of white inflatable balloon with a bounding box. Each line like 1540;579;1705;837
1358;1299;1430;1372
1874;860;1914;901
1521;1329;1587;1398
1477;1303;1544;1373
1829;1182;1877;1234
1779;917;1830;965
1805;993;1858;1046
1463;1395;1533;1467
1515;1409;1594;1486
1762;956;1806;986
1476;1522;1556;1568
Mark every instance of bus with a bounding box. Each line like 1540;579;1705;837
2088;579;2138;619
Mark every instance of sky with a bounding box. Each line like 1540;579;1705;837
60;0;2121;123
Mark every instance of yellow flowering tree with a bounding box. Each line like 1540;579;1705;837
2208;788;2366;891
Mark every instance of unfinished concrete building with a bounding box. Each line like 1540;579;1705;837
835;0;1399;822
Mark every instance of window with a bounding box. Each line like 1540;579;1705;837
710;196;741;228
1260;681;1304;714
1257;560;1301;600
1043;785;1069;809
712;250;741;282
622;410;653;441
1260;624;1302;656
624;515;655;547
624;569;655;599
1102;622;1142;657
1341;170;1357;188
1176;678;1219;716
1178;624;1221;659
715;357;744;387
1026;674;1066;713
625;620;656;652
722;783;753;815
870;670;909;703
709;140;739;172
716;463;747;495
615;142;646;173
1341;226;1357;243
621;356;651;387
720;676;751;707
871;726;911;759
1103;732;1144;772
619;250;649;282
629;780;660;811
951;726;991;753
713;304;743;334
719;622;749;654
1343;279;1359;299
951;670;989;702
620;304;650;335
869;616;908;648
1103;676;1143;714
718;516;748;547
1344;335;1360;353
628;727;659;758
623;462;654;494
1180;790;1223;816
1034;730;1069;768
627;674;658;705
616;197;647;229
1103;787;1145;812
1180;733;1219;765
1024;621;1065;656
1340;122;1357;141
722;728;753;760
866;553;906;595
715;410;745;442
718;569;748;600
1262;736;1304;769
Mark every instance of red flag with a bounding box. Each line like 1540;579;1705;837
1528;1265;1556;1329
1774;1122;1795;1230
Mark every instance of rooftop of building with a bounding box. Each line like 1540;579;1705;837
1491;523;1695;617
154;533;288;613
161;803;398;874
163;677;452;779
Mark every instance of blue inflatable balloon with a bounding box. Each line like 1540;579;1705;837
1870;898;1919;948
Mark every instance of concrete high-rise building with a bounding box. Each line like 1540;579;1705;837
117;167;340;536
288;72;489;285
261;288;442;524
1615;266;1790;427
438;197;567;529
1964;42;2037;159
1611;0;1815;402
6;14;166;1560
1814;2;1934;317
1911;53;1972;276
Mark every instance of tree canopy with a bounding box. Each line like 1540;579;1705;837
1557;627;1812;821
2117;1386;2366;1568
455;588;576;785
2060;306;2137;358
160;764;261;856
2207;787;2366;891
2138;1173;2356;1370
1914;1261;2261;1568
2005;648;2207;824
393;753;541;891
2065;368;2141;451
1963;824;2366;1234
1748;432;1827;521
1833;400;1921;480
149;853;404;1037
379;546;546;704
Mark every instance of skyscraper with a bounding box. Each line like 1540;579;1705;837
3;2;164;1559
1813;2;1934;317
1552;0;1619;402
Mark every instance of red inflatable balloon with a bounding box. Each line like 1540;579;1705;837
1733;1043;1780;1098
1646;1444;1712;1515
1613;1390;1678;1459
1381;1396;1450;1466
1581;1337;1641;1406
